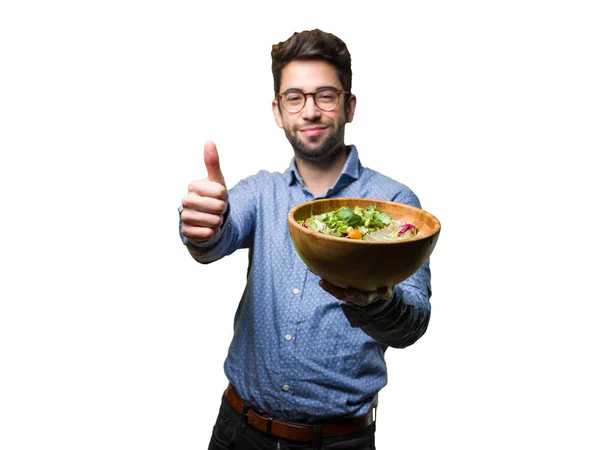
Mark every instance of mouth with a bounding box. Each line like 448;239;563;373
299;126;327;137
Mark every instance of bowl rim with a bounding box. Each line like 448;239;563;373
288;197;441;245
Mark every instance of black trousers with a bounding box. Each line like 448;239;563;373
208;395;376;450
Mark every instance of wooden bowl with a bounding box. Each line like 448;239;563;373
288;198;441;291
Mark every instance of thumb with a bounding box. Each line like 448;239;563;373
203;141;226;187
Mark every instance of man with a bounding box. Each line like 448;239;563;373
179;29;431;449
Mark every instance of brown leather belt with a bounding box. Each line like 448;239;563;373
225;384;374;441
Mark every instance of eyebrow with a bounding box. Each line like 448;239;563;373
282;85;340;94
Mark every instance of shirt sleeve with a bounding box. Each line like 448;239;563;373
178;177;256;264
340;262;432;349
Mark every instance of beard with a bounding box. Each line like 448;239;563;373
284;119;346;161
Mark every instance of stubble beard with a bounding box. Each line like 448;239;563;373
285;120;346;162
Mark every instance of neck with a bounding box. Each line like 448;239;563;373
295;146;349;197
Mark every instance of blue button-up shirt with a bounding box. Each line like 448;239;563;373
179;146;431;421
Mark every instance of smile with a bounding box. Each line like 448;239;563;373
300;126;327;137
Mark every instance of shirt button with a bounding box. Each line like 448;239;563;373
285;334;292;341
292;288;300;295
283;385;290;392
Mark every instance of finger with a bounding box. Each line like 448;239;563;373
181;224;221;242
182;193;228;214
318;279;347;301
342;287;372;307
204;141;226;187
345;286;392;307
187;179;228;202
180;209;224;228
376;286;393;301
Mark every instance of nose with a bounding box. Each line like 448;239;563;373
301;94;321;120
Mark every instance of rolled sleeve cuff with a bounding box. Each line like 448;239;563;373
341;290;400;328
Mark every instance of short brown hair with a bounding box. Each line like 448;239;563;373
271;29;352;97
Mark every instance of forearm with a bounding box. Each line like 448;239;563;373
341;264;432;348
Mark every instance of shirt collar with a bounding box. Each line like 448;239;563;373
284;145;362;188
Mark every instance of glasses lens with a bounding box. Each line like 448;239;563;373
282;91;305;112
315;89;340;111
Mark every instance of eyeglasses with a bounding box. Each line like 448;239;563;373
277;88;350;113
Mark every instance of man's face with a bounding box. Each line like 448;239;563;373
272;60;356;161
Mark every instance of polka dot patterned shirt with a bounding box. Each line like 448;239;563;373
179;146;431;421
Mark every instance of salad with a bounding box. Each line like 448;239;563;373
298;205;419;241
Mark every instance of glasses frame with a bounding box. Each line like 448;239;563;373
277;88;351;113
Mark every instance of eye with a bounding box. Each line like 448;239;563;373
284;92;303;103
317;91;337;102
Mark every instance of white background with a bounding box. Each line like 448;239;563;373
1;1;599;449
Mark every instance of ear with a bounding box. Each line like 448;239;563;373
345;94;357;123
272;98;284;129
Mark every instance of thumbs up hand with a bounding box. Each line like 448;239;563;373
181;141;229;242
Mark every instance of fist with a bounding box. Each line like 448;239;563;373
180;141;229;242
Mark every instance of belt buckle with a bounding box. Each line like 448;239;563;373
241;404;252;422
244;406;275;436
266;416;274;434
